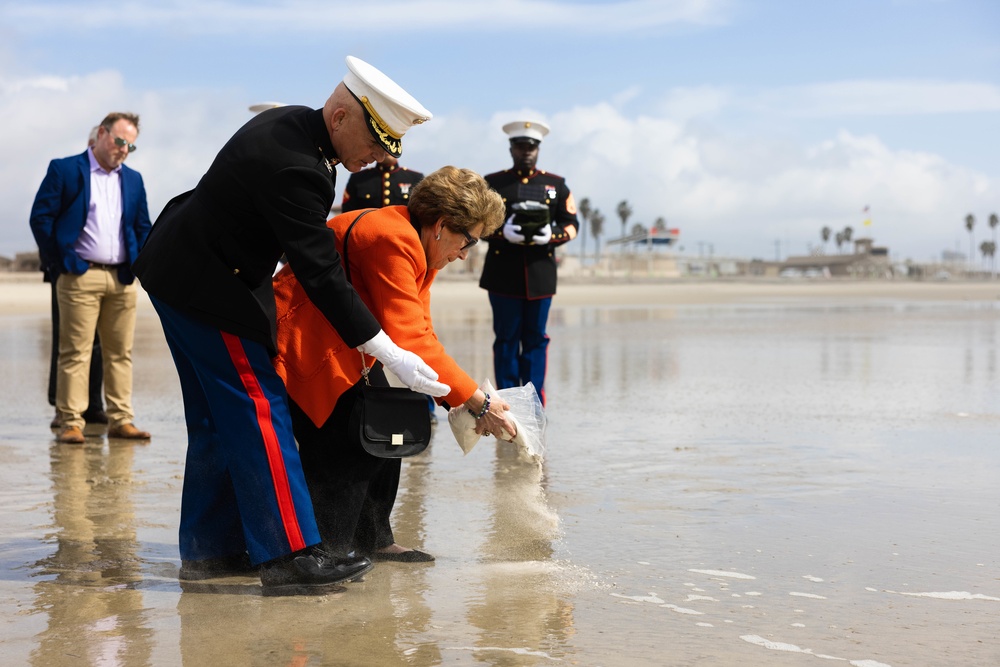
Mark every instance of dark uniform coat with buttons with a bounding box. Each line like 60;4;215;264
479;168;579;299
341;164;424;212
134;105;380;353
132;104;385;566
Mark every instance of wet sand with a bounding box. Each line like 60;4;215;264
0;275;998;666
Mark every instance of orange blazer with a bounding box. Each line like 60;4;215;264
273;205;478;427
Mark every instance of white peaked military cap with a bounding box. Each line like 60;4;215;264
502;120;550;145
343;55;432;158
248;101;286;114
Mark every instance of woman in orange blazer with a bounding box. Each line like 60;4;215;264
273;166;515;563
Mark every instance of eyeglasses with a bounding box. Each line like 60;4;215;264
110;134;137;153
457;228;479;252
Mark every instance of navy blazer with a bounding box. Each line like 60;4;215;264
29;150;151;285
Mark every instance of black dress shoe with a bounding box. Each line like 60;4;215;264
180;553;256;581
260;548;373;597
333;553;376;581
372;549;435;563
83;408;109;425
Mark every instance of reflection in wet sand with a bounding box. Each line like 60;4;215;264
30;443;152;666
0;283;998;665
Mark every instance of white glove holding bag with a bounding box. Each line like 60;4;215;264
502;215;527;244
531;223;552;245
359;330;451;397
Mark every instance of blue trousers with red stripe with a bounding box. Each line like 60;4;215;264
488;293;552;406
150;297;320;565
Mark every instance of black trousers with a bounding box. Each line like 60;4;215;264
289;366;399;557
48;280;103;410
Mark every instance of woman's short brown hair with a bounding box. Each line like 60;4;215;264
407;166;504;236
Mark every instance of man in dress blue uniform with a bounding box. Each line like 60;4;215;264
480;120;578;406
133;57;449;596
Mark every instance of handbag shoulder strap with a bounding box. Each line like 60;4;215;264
341;208;375;284
341;208;377;382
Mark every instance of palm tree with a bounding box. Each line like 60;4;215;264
591;209;605;262
821;226;831;254
616;200;633;242
842;225;854;253
834;231;845;254
981;240;996;275
989;213;998;279
965;213;975;271
578;197;592;263
653;217;667;233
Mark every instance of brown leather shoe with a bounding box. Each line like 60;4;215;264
108;423;151;440
57;425;85;444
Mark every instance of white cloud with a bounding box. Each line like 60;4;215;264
2;0;733;34
750;80;1000;117
404;94;995;261
3;64;995;265
1;67;251;258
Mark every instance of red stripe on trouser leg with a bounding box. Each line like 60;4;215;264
220;331;305;552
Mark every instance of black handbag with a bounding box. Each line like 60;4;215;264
343;210;432;459
349;372;432;458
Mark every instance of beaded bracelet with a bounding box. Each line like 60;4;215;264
468;392;490;419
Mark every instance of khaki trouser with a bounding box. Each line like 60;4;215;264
55;268;138;430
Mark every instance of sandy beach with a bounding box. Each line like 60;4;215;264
2;271;998;313
1;273;997;666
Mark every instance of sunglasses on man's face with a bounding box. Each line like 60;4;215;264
111;135;137;153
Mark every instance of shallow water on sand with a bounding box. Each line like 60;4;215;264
1;291;998;666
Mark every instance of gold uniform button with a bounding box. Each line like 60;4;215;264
233;268;240;275
383;198;390;205
521;178;529;184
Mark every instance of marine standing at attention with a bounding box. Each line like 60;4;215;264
480;120;578;406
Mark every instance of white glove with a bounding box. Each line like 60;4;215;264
502;215;526;244
530;223;552;245
358;330;451;397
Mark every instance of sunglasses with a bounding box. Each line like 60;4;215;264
110;134;137;153
457;228;479;252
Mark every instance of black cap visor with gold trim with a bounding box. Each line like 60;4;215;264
349;89;403;158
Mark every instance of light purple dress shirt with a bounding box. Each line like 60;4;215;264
74;148;126;265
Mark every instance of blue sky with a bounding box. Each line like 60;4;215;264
3;0;998;263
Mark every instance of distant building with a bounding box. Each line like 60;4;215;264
748;237;893;278
11;251;41;273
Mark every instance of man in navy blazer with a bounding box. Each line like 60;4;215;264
30;112;152;444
